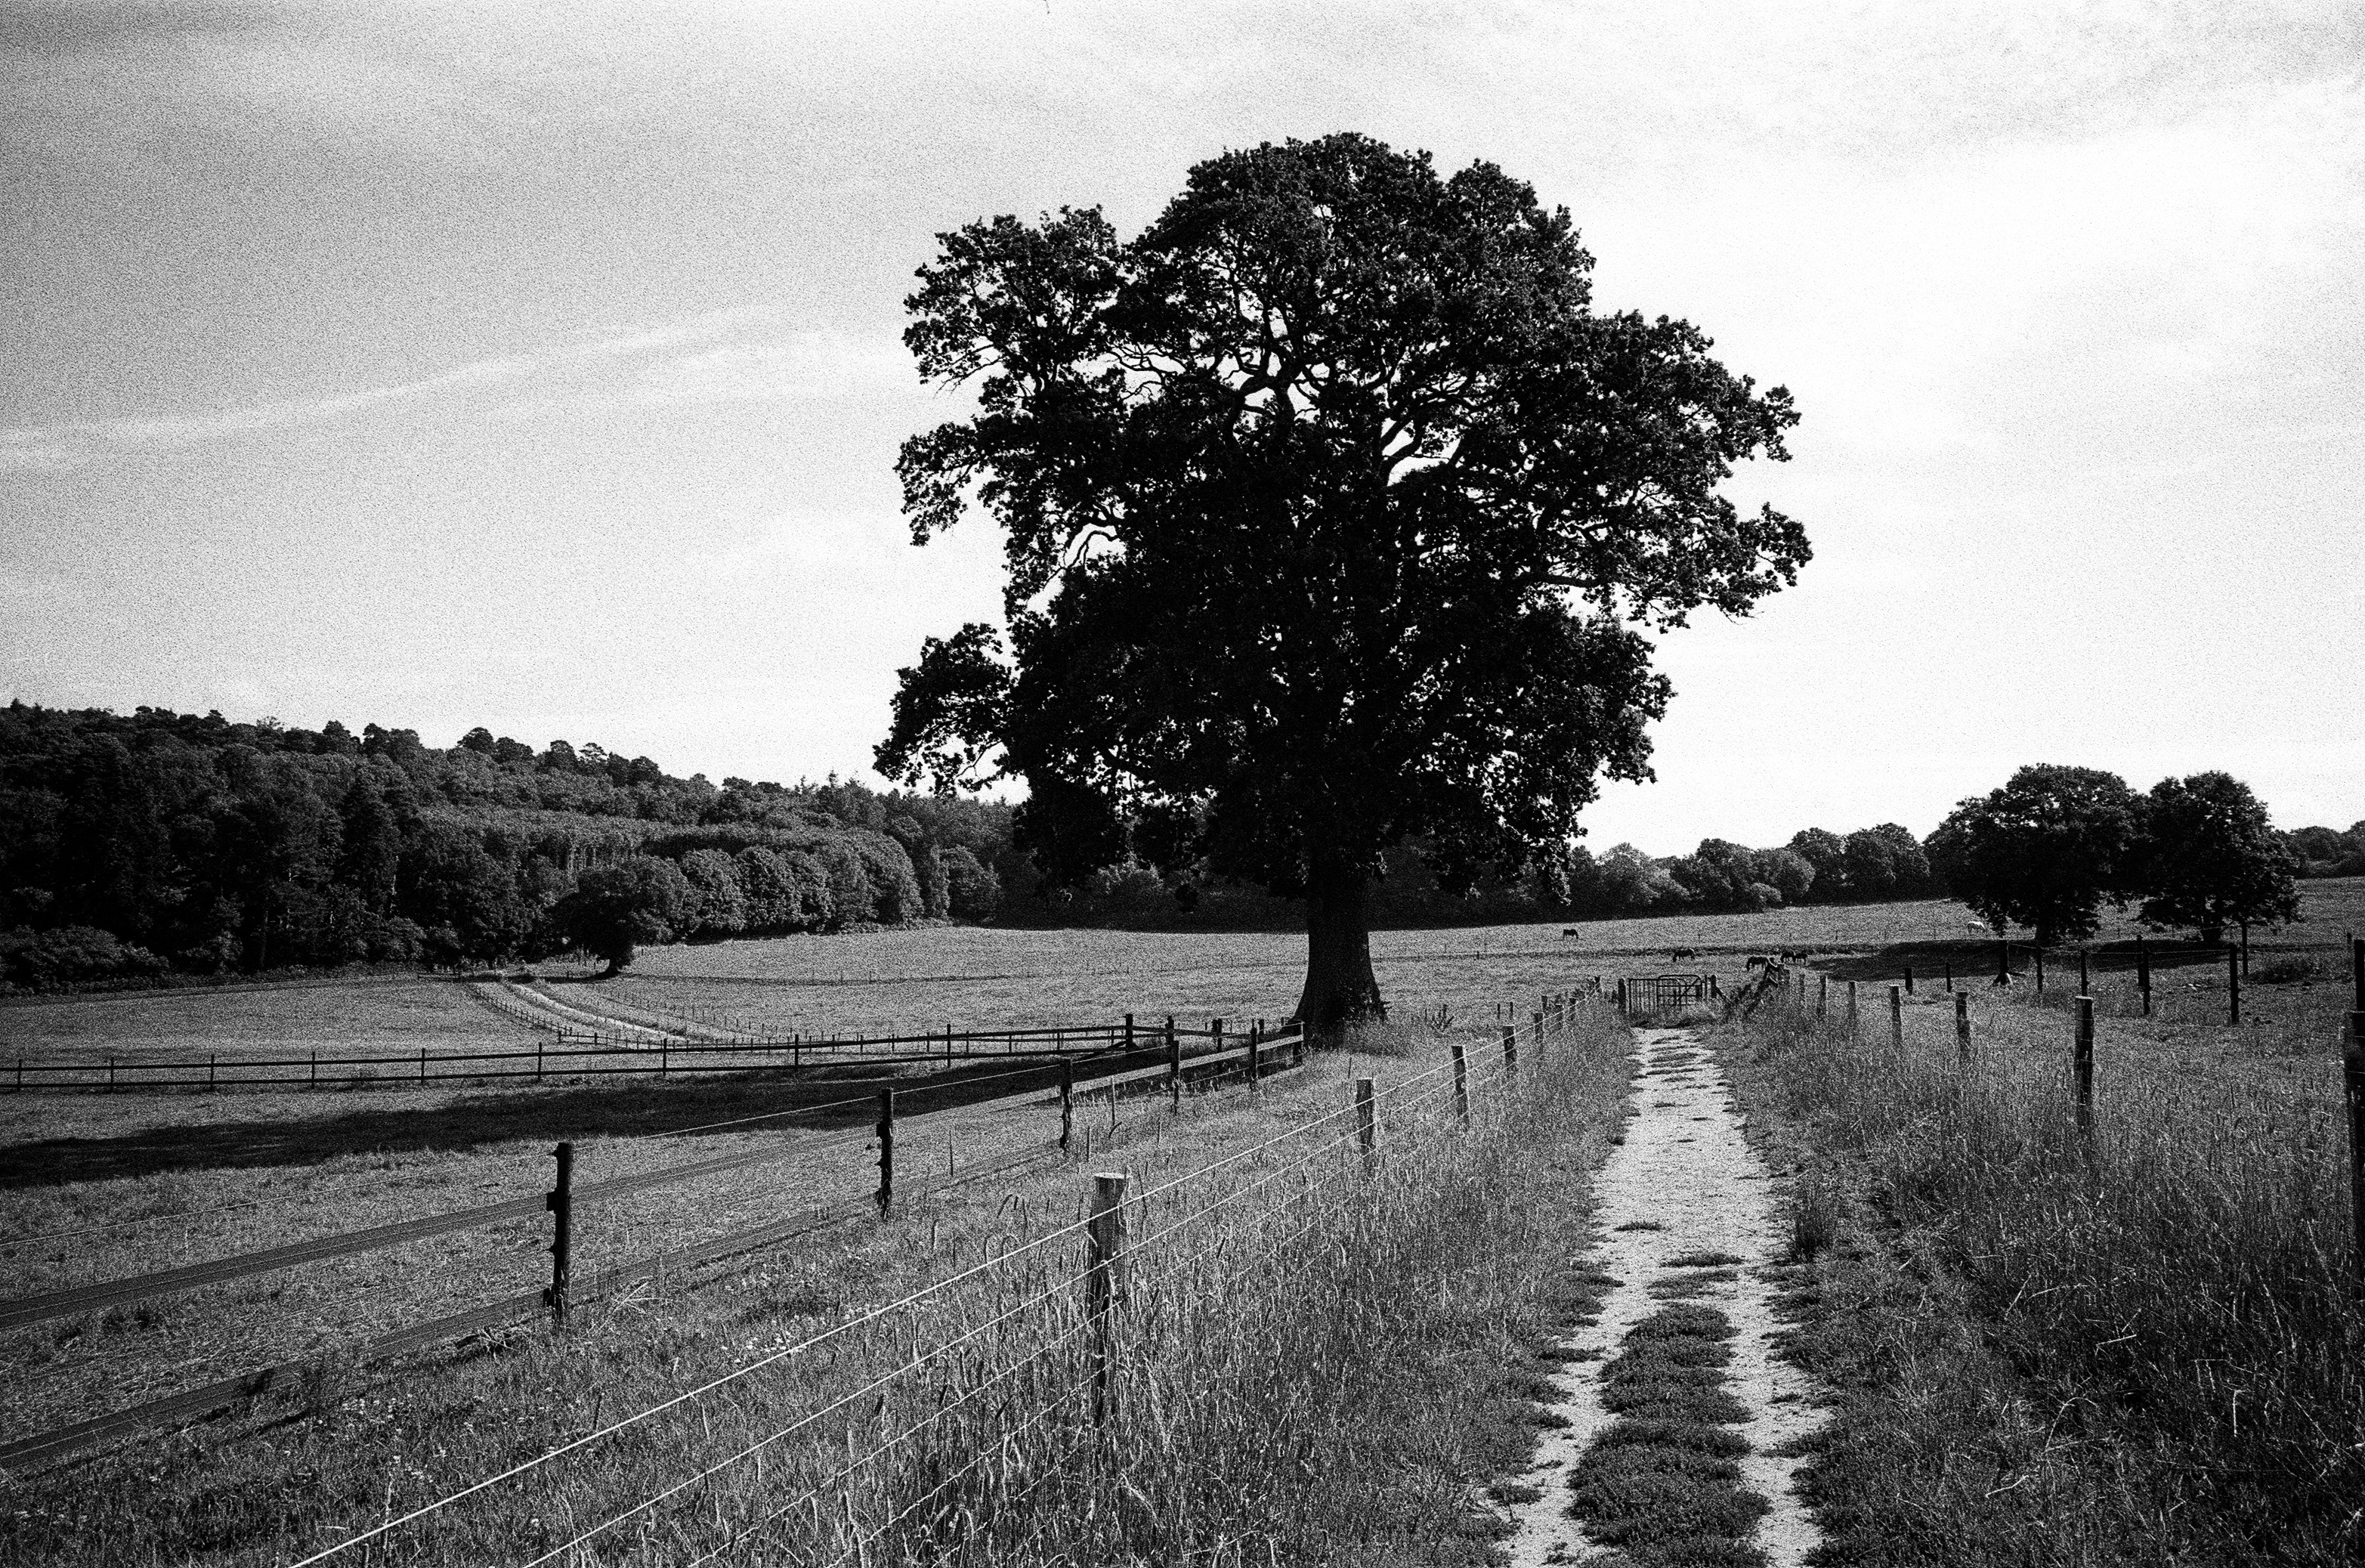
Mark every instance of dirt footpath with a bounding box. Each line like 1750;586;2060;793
1502;1025;1828;1566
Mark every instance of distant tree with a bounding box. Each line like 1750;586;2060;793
552;855;691;976
2284;821;2365;879
335;777;402;914
1757;847;1816;905
677;848;750;936
1868;823;1934;896
1925;765;2141;947
1785;828;1848;902
940;843;1003;918
878;132;1804;1029
459;727;497;754
1591;843;1676;915
2129;772;2300;945
734;845;804;930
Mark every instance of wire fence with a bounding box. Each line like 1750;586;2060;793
5;1010;1246;1093
0;1017;1329;1470
267;991;1611;1567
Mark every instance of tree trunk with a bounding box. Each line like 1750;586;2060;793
1294;856;1384;1042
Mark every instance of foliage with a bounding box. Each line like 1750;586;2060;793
549;855;692;974
879;132;1806;1023
2131;772;2301;942
1925;765;2142;946
2283;821;2365;878
0;701;1003;985
0;925;168;993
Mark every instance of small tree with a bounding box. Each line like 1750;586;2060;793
1925;765;2141;948
553;855;690;976
2130;772;2299;945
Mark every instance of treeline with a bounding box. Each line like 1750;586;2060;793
0;704;1012;991
4;702;2354;991
2286;821;2365;879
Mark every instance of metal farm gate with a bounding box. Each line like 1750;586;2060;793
1620;974;1713;1012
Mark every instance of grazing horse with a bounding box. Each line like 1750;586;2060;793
1669;947;1699;962
1562;926;1580;937
1745;954;1770;970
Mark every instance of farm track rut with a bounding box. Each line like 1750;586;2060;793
1501;1025;1828;1567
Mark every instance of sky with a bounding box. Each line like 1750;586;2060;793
4;0;2360;855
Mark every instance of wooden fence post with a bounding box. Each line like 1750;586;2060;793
1451;1044;1469;1125
1888;985;1903;1051
2345;988;2363;1294
1817;975;1828;1019
2138;935;2151;1015
2078;948;2090;997
1502;1024;1518;1075
546;1142;573;1328
1086;1172;1128;1427
1944;960;1953;993
2074;997;2094;1137
1059;1060;1074;1150
1355;1078;1377;1168
1956;989;1971;1060
1904;966;1914;996
310;1050;317;1089
1167;1019;1181;1112
2228;944;2241;1027
1247;1022;1260;1090
876;1088;895;1216
1847;981;1859;1033
1124;1013;1134;1052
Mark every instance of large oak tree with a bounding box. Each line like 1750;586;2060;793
877;135;1807;1030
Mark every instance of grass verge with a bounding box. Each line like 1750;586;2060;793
1719;980;2363;1566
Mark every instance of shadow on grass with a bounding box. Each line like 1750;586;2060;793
0;1054;1135;1189
1815;939;2234;985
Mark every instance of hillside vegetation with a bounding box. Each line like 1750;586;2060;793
4;701;2355;993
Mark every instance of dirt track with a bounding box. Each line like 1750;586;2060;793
1501;1025;1828;1566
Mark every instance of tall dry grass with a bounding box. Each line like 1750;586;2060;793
4;1005;1628;1566
1738;982;2362;1560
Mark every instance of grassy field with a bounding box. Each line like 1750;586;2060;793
0;979;536;1065
4;877;2352;1073
1714;954;2362;1564
0;1006;1631;1566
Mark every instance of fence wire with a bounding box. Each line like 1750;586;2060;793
283;1004;1585;1566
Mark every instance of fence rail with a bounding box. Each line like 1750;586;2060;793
0;1021;1313;1469
5;1016;1234;1093
277;992;1609;1566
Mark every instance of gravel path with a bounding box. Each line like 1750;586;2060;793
1501;1025;1829;1567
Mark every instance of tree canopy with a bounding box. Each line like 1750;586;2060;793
1926;765;2142;947
877;133;1807;1027
2131;772;2300;943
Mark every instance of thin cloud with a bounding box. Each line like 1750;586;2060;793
0;307;791;474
